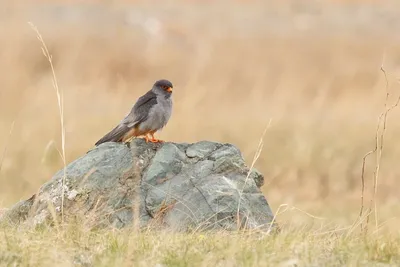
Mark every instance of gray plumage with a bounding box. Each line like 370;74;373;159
95;79;173;146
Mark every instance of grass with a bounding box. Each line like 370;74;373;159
0;225;400;266
1;1;400;266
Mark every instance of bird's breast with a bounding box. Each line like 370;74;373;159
144;97;172;131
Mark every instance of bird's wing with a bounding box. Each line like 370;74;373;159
94;90;158;146
94;123;130;146
122;90;158;128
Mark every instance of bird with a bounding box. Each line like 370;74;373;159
95;79;173;146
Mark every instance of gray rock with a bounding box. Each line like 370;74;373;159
209;144;242;161
249;168;264;188
0;139;276;232
185;141;219;158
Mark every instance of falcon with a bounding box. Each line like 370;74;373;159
95;79;173;146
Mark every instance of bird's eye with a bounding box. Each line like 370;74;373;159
160;84;172;92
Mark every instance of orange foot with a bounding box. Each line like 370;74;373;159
150;133;164;143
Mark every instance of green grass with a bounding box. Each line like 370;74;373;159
1;223;399;266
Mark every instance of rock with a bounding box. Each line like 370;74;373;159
0;139;277;232
249;168;264;188
185;141;218;158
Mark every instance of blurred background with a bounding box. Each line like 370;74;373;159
1;0;400;231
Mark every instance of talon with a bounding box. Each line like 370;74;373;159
149;133;163;143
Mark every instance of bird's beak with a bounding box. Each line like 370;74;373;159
167;87;173;92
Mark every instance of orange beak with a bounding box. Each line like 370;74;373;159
167;87;173;92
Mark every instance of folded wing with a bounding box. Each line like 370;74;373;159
94;91;158;146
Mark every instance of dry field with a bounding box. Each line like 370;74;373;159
1;1;400;266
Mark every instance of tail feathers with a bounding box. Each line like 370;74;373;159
95;124;130;146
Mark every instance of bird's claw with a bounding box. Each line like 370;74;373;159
143;136;162;143
150;139;164;143
144;133;164;143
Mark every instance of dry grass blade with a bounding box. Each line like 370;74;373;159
369;65;400;230
28;22;67;223
358;117;381;233
358;60;400;234
266;203;325;234
236;119;272;229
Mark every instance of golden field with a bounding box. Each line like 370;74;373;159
1;1;400;265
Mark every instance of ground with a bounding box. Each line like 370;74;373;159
1;225;399;266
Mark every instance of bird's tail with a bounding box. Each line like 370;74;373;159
95;124;130;146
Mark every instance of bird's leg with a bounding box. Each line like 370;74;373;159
149;132;163;143
144;134;151;143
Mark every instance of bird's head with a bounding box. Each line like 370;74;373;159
152;79;173;97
